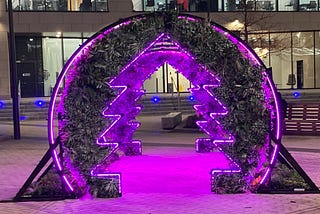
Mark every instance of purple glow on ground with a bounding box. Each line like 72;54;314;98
108;147;231;194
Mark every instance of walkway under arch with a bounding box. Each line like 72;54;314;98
48;12;282;197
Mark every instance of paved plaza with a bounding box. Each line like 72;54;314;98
0;116;320;214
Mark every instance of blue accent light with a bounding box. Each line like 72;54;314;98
0;101;4;109
20;116;27;121
188;95;195;102
293;92;300;98
151;96;160;103
35;100;45;107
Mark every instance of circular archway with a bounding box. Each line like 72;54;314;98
48;13;281;197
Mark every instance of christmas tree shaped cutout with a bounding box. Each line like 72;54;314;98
93;33;241;194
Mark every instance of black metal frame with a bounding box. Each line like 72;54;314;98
258;132;320;194
13;138;74;202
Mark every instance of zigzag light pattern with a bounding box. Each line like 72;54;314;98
48;15;279;194
211;24;281;184
92;33;241;194
92;85;144;193
89;35;172;191
189;85;241;178
178;15;279;185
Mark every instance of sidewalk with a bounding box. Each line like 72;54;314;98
0;116;320;214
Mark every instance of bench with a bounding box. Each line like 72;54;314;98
161;112;182;129
283;103;320;135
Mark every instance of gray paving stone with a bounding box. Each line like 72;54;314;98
1;117;320;213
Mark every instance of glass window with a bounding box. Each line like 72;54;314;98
16;0;32;10
15;33;44;97
269;33;291;89
11;0;21;10
177;0;190;11
316;31;320;88
255;0;275;11
225;0;238;11
78;0;93;11
93;0;108;11
235;0;255;11
299;0;317;11
63;33;82;64
189;0;219;12
42;33;63;96
141;0;189;11
292;32;314;88
143;63;190;93
83;32;95;39
144;0;166;11
249;33;270;67
58;0;68;11
132;0;143;11
279;0;298;11
10;0;108;11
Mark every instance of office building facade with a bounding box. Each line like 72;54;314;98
1;0;320;99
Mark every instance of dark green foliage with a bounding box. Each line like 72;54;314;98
30;168;65;198
212;174;247;194
170;16;269;189
269;163;311;191
58;13;270;197
89;177;121;198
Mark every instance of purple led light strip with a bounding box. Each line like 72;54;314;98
210;138;241;176
178;15;280;185
109;33;165;85
211;24;281;139
49;15;280;194
211;23;281;184
90;35;172;193
260;144;278;184
48;21;133;192
189;82;241;178
62;175;74;192
178;16;280;140
101;33;241;193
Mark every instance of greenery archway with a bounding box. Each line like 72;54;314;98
49;12;277;198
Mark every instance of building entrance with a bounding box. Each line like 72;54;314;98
143;62;191;93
